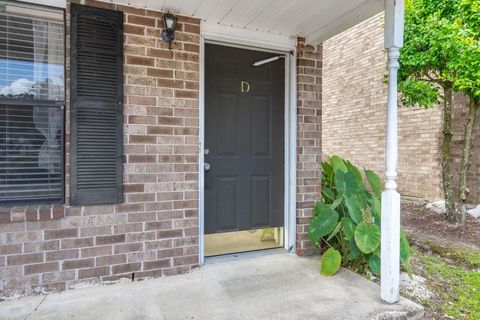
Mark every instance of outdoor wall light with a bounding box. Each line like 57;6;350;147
161;13;178;49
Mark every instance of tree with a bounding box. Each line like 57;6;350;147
398;0;456;222
398;0;479;223
450;0;480;218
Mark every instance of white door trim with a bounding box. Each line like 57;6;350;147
201;22;296;53
198;31;297;264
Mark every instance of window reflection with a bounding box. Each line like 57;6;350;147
0;1;64;101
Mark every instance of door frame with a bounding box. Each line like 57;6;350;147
198;30;297;264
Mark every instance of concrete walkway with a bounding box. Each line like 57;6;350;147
0;250;423;320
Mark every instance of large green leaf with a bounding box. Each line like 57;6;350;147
331;155;347;173
341;217;355;240
354;222;381;254
335;171;358;197
322;161;333;181
356;188;368;209
308;204;339;244
330;195;343;210
346;161;362;182
321;248;342;276
368;255;381;275
334;170;345;193
347;239;360;261
322;187;335;201
365;169;382;197
344;195;363;224
371;197;381;226
327;222;342;241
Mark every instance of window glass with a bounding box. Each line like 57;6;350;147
0;1;64;101
0;1;64;204
0;105;63;203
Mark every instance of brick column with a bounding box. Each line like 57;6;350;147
296;38;322;255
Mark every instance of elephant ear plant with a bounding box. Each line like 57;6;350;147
308;156;411;276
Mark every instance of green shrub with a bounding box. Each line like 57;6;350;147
308;155;411;276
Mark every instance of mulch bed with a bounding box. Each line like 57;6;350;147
401;202;480;248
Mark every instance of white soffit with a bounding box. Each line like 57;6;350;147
101;0;384;44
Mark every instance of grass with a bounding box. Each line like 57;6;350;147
421;239;480;268
410;244;480;319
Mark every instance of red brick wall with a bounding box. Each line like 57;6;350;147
0;0;200;299
0;2;327;299
322;13;444;201
295;38;322;255
322;13;479;204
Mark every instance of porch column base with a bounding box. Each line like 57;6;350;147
381;189;401;304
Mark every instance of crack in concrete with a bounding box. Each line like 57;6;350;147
23;295;47;320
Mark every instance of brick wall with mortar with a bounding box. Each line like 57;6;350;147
296;38;322;255
0;2;328;299
0;0;200;299
322;13;445;201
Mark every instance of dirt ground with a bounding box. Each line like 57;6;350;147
401;201;480;320
402;202;480;248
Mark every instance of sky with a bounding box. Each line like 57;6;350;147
0;59;64;97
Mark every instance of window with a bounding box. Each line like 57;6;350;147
0;1;64;204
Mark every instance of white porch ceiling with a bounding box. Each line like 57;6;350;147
100;0;384;44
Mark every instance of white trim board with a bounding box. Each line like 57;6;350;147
198;31;297;264
201;22;296;52
198;35;206;264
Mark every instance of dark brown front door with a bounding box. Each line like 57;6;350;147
204;44;285;236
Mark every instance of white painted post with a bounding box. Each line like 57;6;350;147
381;0;404;304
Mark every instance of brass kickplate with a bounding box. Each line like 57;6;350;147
205;227;284;257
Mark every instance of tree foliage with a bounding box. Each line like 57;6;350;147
399;0;480;223
450;0;480;101
400;0;479;102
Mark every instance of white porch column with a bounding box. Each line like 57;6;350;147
381;0;404;304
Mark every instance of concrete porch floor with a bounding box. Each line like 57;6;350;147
0;250;423;320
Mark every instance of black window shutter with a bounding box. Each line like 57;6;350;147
70;4;123;205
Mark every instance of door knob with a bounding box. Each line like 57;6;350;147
204;163;211;171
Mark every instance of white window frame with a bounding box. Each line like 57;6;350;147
0;0;66;205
